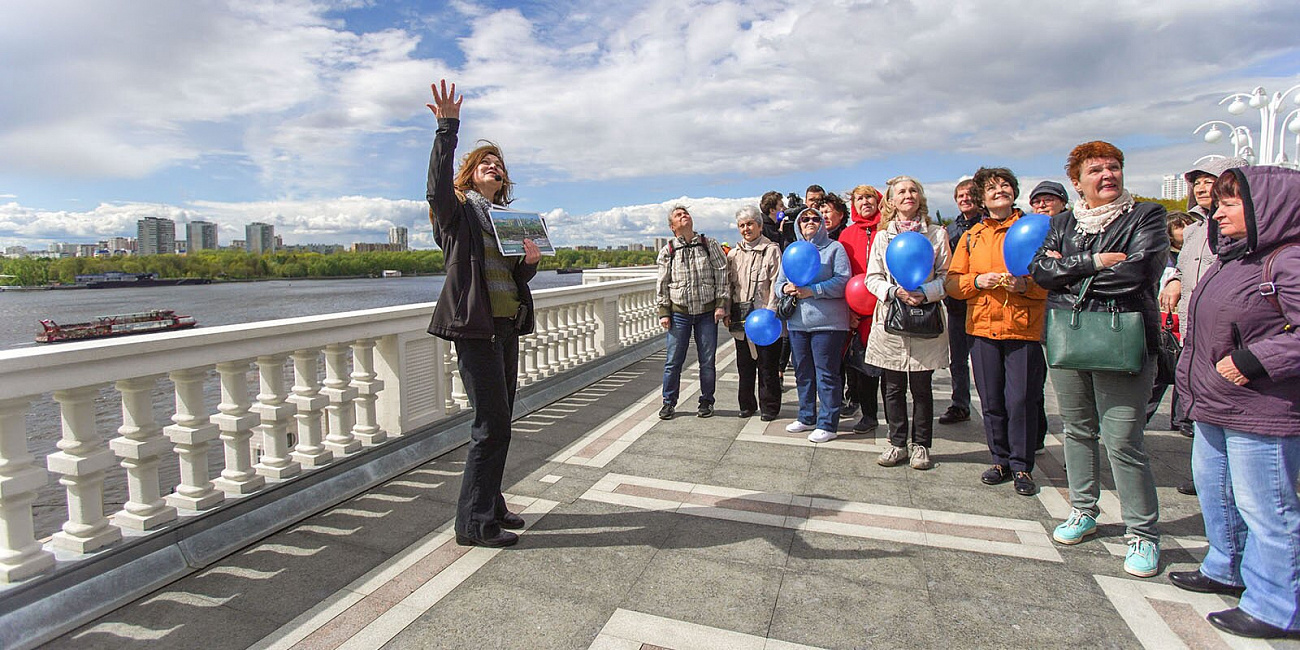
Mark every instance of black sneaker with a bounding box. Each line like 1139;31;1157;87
841;401;860;417
697;403;714;418
659;403;675;420
1013;471;1037;496
852;418;878;433
981;465;1011;485
1176;481;1197;496
938;406;970;424
738;409;756;418
760;413;778;422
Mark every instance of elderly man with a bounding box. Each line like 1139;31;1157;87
1029;180;1070;216
939;179;980;425
657;205;730;420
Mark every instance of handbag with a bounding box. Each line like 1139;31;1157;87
728;300;754;333
1154;312;1182;385
775;293;799;320
843;333;883;377
1044;276;1145;373
883;295;943;339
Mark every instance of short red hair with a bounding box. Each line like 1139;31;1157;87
1065;141;1124;182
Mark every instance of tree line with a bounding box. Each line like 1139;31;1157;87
0;248;658;286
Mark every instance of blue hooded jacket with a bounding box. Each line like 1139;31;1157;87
774;209;851;331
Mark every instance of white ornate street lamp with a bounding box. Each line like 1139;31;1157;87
1194;84;1300;168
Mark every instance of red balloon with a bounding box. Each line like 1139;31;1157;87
845;274;876;316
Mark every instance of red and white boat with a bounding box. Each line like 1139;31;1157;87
37;310;198;343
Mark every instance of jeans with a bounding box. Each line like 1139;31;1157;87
970;337;1046;474
1049;356;1160;542
945;299;972;412
734;337;781;417
662;312;718;407
789;329;847;432
883;369;934;448
453;318;519;539
1193;422;1300;631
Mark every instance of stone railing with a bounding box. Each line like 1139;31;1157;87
0;274;657;586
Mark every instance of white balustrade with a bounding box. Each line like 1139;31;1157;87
288;349;333;468
110;375;177;529
0;272;654;585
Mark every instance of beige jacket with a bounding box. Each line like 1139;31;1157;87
863;222;952;371
726;235;781;340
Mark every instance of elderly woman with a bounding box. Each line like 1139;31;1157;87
775;208;851;443
726;206;783;420
1171;166;1300;641
426;80;542;548
865;176;950;470
1029;141;1167;578
946;167;1047;496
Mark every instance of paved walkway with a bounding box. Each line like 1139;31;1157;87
44;341;1300;649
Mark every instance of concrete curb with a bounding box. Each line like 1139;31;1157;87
0;336;664;650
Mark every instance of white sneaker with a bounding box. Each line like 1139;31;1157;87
877;445;908;467
807;429;837;443
786;421;814;433
908;444;933;470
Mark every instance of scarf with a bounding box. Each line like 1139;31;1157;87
1073;190;1134;235
464;189;495;233
895;220;919;233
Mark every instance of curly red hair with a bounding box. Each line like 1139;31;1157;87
1064;141;1124;182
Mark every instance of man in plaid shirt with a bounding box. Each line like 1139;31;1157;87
657;205;730;420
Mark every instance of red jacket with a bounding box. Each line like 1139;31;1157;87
838;199;882;343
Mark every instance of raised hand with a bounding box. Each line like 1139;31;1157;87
426;79;463;119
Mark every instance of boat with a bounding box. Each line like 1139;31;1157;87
37;310;198;343
76;272;212;289
556;267;583;274
381;269;402;278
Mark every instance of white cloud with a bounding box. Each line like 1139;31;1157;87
545;195;757;247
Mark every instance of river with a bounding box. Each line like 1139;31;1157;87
0;272;583;350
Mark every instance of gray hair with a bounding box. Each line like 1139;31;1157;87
734;205;761;226
666;204;690;227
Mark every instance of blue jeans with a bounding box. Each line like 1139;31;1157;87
662;312;718;407
789;329;847;432
1193;422;1300;631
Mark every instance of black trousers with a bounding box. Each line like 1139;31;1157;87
453;318;518;539
882;369;934;448
969;337;1046;474
846;367;881;424
734;337;782;417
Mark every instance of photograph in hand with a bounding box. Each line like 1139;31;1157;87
488;209;556;256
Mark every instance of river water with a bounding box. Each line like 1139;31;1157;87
3;273;585;538
0;272;583;349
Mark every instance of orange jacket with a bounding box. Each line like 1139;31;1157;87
945;211;1048;341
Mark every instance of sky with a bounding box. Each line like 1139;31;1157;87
2;0;1299;251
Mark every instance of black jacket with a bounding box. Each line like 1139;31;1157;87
426;118;538;340
1029;201;1169;352
944;211;983;314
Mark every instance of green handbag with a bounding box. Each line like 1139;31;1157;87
1044;277;1145;373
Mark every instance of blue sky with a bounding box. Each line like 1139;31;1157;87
2;0;1299;250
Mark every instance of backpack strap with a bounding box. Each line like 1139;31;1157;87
1261;242;1299;331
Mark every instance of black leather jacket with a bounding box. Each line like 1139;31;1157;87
426;118;537;340
1029;201;1169;352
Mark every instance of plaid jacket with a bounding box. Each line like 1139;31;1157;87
656;233;731;317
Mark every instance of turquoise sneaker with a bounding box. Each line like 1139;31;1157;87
1052;509;1097;545
1124;536;1160;578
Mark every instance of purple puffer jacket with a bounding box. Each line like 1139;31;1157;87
1175;166;1300;437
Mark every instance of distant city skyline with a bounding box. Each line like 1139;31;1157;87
3;2;1298;251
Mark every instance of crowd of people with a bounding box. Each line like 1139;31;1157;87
424;79;1299;641
652;142;1300;641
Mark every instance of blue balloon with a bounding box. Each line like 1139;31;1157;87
782;240;820;287
744;309;782;346
885;231;934;291
1002;213;1052;276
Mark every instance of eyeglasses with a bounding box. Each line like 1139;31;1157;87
798;216;823;223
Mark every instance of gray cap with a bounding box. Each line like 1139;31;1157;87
1029;180;1068;202
1183;156;1249;184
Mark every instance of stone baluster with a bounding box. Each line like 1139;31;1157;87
617;295;630;345
524;330;542;383
288;349;333;467
546;308;564;375
350;339;388;444
582;300;598;361
440;342;461;414
0;397;56;582
321;344;361;454
562;304;579;370
534;308;553;379
211;361;265;495
110;375;177;530
515;334;532;388
47;386;121;553
163;368;224;511
447;345;469;411
253;355;301;479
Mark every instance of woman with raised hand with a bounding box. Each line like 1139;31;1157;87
774;208;851;443
426;79;541;548
864;176;950;470
1029;141;1167;578
945;167;1047;496
1171;166;1300;641
726;206;783;420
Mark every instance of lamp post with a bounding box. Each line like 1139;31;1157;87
1193;84;1300;168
